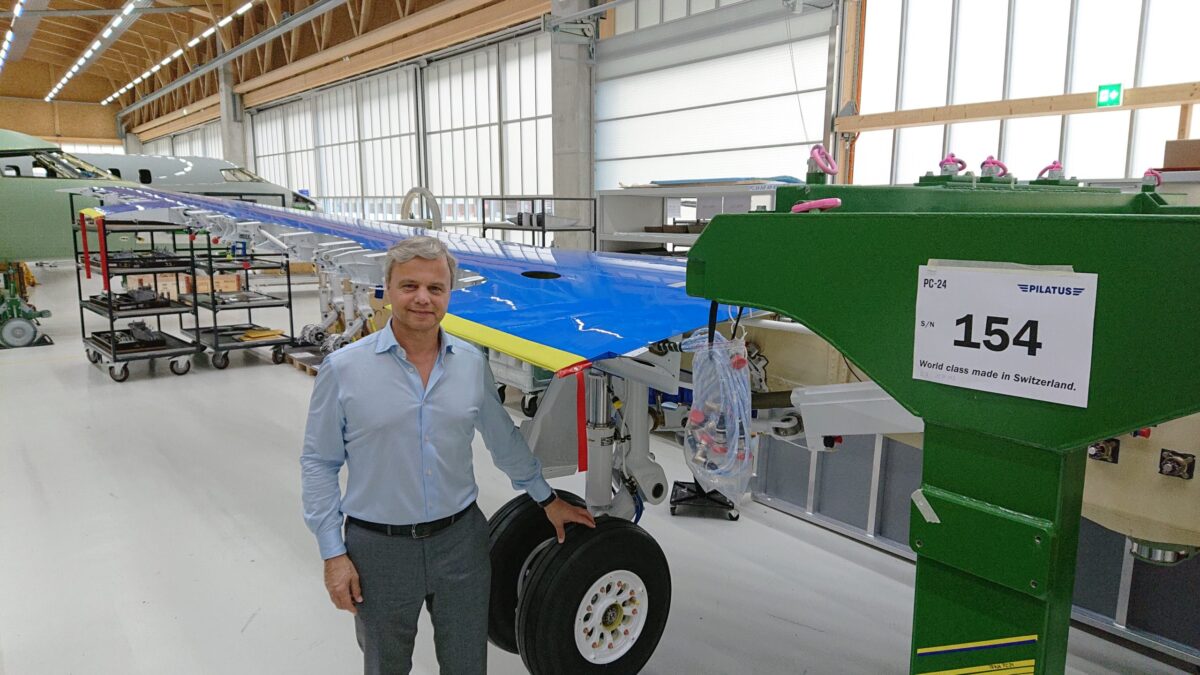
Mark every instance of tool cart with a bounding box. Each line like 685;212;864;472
73;211;201;382
183;239;295;369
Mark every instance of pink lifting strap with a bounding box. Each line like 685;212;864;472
981;155;1008;177
1037;160;1064;179
791;197;842;213
810;145;839;175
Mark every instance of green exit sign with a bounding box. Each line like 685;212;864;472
1097;83;1123;107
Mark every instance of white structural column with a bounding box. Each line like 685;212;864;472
549;0;595;250
219;61;247;166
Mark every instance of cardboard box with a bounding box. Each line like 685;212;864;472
1163;139;1200;169
187;273;243;295
126;273;187;300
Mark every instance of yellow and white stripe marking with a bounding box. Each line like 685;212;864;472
918;659;1035;675
917;634;1039;656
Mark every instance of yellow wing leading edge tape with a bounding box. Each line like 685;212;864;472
441;313;586;373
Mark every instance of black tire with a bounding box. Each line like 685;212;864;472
272;346;287;364
727;510;740;522
170;359;191;376
488;490;585;654
86;349;101;364
108;364;129;382
521;394;540;418
211;351;230;369
516;518;671;675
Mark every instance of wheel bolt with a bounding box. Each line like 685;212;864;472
608;643;614;649
592;642;599;648
624;629;630;635
632;609;638;615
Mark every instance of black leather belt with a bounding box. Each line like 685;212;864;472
346;502;475;539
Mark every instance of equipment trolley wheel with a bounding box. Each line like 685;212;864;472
515;518;671;675
108;363;129;382
211;351;230;369
272;346;287;364
521;393;540;418
170;359;191;376
487;491;585;653
86;349;101;364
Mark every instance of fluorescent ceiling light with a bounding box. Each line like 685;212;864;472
217;16;232;27
122;4;134;15
141;70;151;78
101;101;108;106
150;64;161;73
5;30;13;41
160;57;170;66
69;65;79;73
236;2;252;15
12;3;21;18
84;49;94;58
112;16;123;27
102;28;113;38
202;26;215;37
92;40;101;50
187;37;200;47
172;48;183;58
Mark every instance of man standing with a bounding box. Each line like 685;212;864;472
301;236;595;674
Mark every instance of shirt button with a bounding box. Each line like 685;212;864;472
426;469;432;476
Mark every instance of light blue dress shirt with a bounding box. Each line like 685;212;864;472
300;322;553;559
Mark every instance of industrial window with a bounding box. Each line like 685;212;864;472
853;0;1200;183
60;143;126;156
108;168;122;178
138;169;152;184
143;121;223;160
595;2;831;189
245;31;552;244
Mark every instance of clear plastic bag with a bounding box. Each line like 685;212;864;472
681;329;757;504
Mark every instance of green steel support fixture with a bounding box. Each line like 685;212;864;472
687;178;1200;675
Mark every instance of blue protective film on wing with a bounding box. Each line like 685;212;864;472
94;187;718;363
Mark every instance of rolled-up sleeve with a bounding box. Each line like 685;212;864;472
300;359;349;559
476;361;552;503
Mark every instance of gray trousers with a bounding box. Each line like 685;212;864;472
345;504;490;675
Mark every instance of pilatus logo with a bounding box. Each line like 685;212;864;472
1018;284;1085;296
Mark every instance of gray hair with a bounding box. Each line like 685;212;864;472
382;236;458;287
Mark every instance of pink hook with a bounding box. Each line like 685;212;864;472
791;197;842;213
940;153;967;172
1143;168;1163;187
810;145;839;175
1037;160;1064;180
980;155;1008;177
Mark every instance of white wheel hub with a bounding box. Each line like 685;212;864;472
573;569;647;664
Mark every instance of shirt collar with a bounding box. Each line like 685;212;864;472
375;319;455;358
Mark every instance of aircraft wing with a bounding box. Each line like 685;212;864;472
81;186;714;373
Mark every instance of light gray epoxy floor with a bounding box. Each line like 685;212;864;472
0;265;1186;674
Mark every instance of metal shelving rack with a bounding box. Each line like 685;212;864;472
478;196;596;248
73;213;202;383
182;238;295;369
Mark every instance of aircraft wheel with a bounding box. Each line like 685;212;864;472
0;317;36;348
108;363;129;382
521;393;540;418
516;518;671;675
487;490;585;653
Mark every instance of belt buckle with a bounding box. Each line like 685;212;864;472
411;523;430;539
